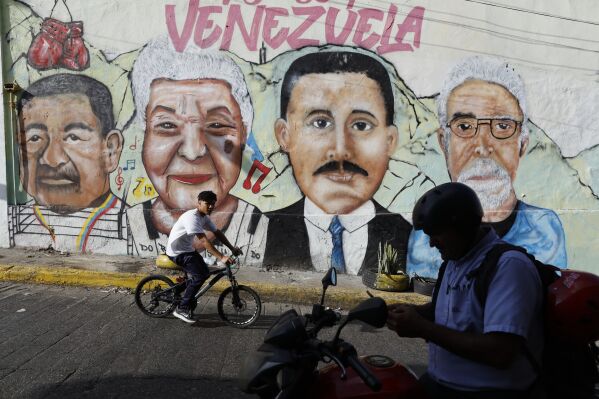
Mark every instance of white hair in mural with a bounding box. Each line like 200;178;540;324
457;157;512;210
437;55;529;148
131;36;253;132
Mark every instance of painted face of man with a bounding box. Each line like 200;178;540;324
18;93;122;212
275;73;398;215
143;79;246;212
439;80;527;210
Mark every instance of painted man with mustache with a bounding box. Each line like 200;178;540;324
15;73;128;254
263;51;412;275
127;37;267;264
407;56;567;278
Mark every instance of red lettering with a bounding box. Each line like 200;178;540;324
263;7;289;49
324;7;357;45
221;4;265;51
377;6;425;54
287;6;325;48
194;6;222;48
352;8;384;49
165;0;199;52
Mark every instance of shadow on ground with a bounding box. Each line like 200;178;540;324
29;375;252;399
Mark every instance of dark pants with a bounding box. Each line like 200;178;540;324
170;252;209;310
419;373;536;399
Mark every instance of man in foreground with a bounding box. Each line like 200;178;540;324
166;190;242;324
388;182;543;398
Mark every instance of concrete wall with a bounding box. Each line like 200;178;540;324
2;0;599;282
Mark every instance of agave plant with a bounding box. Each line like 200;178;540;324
377;242;404;275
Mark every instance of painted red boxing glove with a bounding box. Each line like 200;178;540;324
27;18;68;70
62;21;89;71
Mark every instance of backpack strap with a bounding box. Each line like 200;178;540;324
470;243;547;375
431;261;448;320
467;243;527;308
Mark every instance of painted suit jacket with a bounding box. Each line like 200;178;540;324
263;198;412;275
407;200;568;278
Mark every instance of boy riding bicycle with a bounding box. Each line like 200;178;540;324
166;190;242;324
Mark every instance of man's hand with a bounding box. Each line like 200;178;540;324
386;304;428;338
221;255;235;265
231;247;243;257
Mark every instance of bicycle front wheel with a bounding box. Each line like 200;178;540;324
135;275;177;317
217;285;261;328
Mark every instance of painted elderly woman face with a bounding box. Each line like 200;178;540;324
142;79;246;211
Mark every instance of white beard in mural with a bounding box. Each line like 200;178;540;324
457;157;512;210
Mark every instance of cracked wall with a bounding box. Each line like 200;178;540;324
2;0;599;282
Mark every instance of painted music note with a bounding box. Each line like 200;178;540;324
123;159;135;171
129;136;138;151
115;167;124;191
243;159;272;194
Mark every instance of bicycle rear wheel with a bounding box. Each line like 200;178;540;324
135;275;178;317
217;285;261;328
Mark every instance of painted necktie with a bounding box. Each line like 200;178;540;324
328;215;346;273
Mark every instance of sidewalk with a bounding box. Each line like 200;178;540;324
0;247;430;308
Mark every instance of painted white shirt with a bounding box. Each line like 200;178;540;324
166;209;217;257
304;198;375;275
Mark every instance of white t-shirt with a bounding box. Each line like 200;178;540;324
166;209;217;257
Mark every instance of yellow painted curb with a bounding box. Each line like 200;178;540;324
0;264;430;307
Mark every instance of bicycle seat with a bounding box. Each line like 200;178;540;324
156;254;182;271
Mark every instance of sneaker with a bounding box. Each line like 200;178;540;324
173;308;195;324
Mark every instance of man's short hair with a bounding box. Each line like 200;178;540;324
437;56;529;148
280;51;395;126
18;73;115;136
131;36;253;133
198;191;217;204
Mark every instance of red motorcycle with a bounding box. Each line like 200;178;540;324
239;268;428;399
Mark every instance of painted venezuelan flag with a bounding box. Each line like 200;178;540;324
76;193;118;253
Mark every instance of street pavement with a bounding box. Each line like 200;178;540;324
0;282;428;399
0;247;431;309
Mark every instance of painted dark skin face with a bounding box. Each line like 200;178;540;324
275;73;398;214
143;79;246;212
18;93;123;212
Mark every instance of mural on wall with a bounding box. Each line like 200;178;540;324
407;57;567;278
13;73;129;253
263;51;413;274
3;0;599;280
126;36;268;264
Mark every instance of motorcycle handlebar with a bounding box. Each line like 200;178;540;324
345;354;381;392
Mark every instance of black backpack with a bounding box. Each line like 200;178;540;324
432;243;599;398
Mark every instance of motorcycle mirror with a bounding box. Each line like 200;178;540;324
320;268;337;306
322;267;337;289
346;297;388;328
333;297;388;344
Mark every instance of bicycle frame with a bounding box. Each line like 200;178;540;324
194;263;238;299
148;262;240;308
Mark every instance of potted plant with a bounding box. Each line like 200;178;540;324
362;242;409;291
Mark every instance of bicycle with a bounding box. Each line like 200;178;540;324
134;254;261;328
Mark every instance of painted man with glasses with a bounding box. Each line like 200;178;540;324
407;56;566;278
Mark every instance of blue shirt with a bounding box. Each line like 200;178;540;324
428;229;544;391
407;201;567;278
